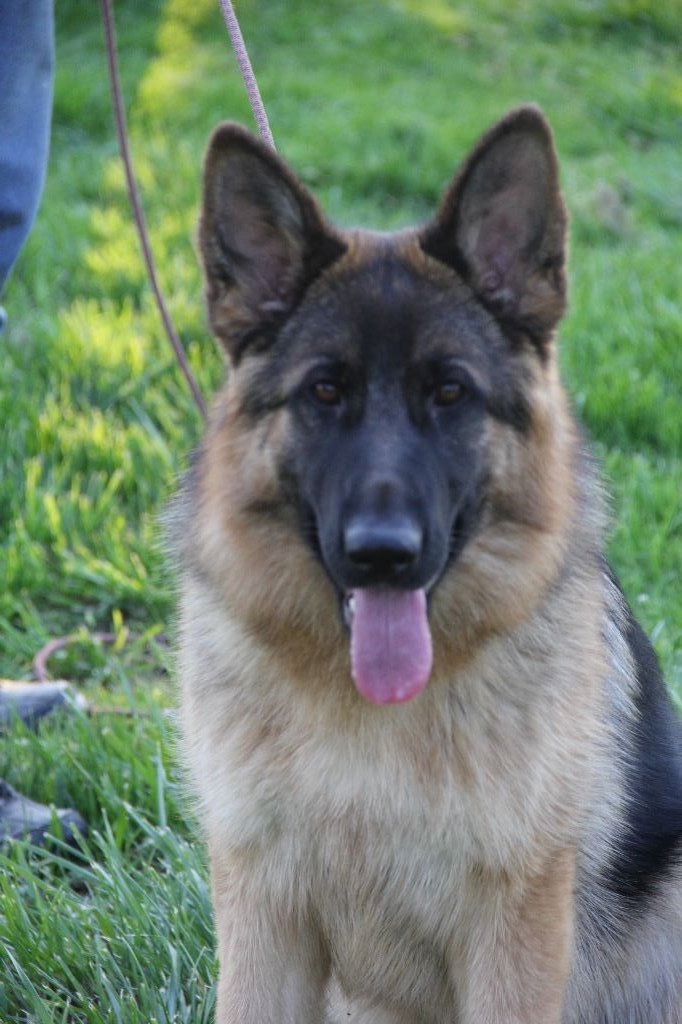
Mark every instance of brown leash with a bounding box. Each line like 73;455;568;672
218;0;275;149
28;2;277;694
100;0;208;420
99;0;276;420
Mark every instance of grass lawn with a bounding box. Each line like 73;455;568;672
1;0;680;1019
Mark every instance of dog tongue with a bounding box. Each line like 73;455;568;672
350;589;432;705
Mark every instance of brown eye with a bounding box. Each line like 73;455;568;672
312;381;342;406
434;381;464;406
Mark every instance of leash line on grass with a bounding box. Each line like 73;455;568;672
100;0;208;420
100;0;273;420
218;0;275;148
32;631;164;718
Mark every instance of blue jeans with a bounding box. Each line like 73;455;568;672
0;0;54;294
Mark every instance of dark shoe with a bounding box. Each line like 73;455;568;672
0;679;87;730
0;779;87;847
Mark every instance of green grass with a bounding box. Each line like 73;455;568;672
0;0;680;1018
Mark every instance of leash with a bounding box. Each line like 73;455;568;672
100;0;274;419
31;629;165;718
30;5;275;708
218;0;275;149
100;0;208;420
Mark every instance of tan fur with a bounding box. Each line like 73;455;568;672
173;108;682;1023
178;252;604;1021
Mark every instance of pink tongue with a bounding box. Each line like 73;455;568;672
350;589;433;705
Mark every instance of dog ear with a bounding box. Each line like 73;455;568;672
421;106;567;345
199;125;345;361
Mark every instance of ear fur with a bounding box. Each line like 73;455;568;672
421;106;568;346
199;125;345;362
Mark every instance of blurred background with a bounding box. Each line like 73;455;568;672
0;1;680;1019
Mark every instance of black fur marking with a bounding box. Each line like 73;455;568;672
486;389;531;434
239;381;288;419
420;235;552;361
235;252;534;603
231;323;283;367
444;484;487;573
603;567;682;913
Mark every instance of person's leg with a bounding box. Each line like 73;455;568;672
0;679;86;730
0;0;55;293
0;681;87;846
0;780;86;847
0;2;84;848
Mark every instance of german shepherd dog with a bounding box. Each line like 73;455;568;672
173;107;682;1022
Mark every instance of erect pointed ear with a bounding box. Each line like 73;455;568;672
421;106;568;346
199;124;346;362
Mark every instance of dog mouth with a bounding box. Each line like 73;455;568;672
301;504;437;705
342;587;433;706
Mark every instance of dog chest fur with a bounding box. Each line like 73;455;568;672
178;564;612;1018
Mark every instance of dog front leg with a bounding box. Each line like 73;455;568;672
457;848;576;1024
211;855;330;1024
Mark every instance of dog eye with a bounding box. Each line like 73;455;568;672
433;381;464;406
311;381;342;406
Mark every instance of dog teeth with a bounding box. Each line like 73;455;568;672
344;593;355;627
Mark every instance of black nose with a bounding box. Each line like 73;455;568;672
343;517;422;578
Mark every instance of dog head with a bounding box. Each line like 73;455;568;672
196;107;574;704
